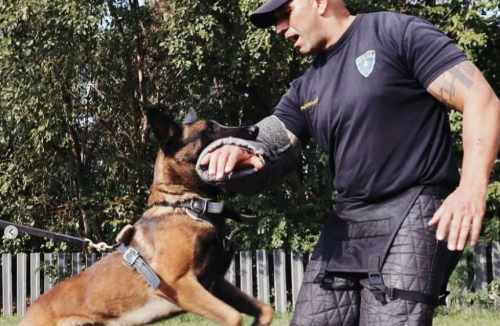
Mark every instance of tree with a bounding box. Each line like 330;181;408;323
0;0;498;256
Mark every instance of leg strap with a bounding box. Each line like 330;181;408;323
368;256;448;306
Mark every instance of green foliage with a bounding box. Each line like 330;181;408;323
0;0;499;257
37;262;64;286
465;279;500;308
0;0;153;252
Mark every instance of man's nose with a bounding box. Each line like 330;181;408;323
275;18;289;35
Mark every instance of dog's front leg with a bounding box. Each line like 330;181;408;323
162;274;244;326
211;277;274;326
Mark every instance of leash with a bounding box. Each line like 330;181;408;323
2;198;250;291
0;220;117;252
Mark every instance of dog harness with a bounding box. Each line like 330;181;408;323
149;198;232;250
117;198;233;290
119;243;161;290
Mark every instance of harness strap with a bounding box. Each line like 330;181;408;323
185;209;231;251
373;284;449;306
119;243;161;290
368;256;448;306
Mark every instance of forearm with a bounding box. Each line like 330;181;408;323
460;86;500;188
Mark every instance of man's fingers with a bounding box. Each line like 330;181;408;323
469;215;483;246
201;145;262;179
250;156;264;170
200;153;211;166
428;205;445;226
225;151;238;173
430;187;487;250
446;212;464;251
435;210;452;241
208;150;221;175
216;151;230;180
455;215;472;251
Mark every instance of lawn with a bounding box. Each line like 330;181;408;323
2;308;500;326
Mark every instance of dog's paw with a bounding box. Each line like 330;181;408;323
252;304;273;326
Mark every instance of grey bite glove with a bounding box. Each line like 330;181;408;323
196;116;301;195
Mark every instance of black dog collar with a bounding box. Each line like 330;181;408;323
150;198;224;215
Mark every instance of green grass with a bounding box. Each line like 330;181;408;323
433;308;500;326
0;317;21;326
146;312;291;326
3;309;500;325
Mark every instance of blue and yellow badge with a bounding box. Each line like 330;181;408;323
356;50;376;78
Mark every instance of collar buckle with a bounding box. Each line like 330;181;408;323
123;247;140;271
190;198;209;214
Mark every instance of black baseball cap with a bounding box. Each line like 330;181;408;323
250;0;290;28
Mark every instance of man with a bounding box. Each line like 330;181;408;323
196;0;500;325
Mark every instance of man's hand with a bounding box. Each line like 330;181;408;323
428;184;486;251
199;145;264;180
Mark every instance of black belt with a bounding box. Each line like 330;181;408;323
420;185;455;198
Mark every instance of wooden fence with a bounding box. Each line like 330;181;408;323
1;242;499;316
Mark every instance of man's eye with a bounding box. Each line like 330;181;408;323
282;11;291;18
276;8;292;20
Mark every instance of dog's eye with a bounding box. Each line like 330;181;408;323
206;123;219;134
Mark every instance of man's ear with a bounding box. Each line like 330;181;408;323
316;0;328;15
182;107;198;124
147;108;182;144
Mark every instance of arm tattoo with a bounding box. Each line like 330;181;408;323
430;61;475;109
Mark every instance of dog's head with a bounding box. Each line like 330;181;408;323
147;107;258;195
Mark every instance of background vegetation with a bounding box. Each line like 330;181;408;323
0;0;499;301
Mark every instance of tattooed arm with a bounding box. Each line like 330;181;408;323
427;61;500;251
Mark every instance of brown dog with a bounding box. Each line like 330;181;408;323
20;108;273;326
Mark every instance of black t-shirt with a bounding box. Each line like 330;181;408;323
274;12;467;204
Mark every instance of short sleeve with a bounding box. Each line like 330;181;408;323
403;17;468;88
273;83;310;144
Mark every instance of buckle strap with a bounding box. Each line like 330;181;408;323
391;287;448;306
368;256;387;302
371;284;447;306
368;255;446;306
313;269;328;284
119;244;161;290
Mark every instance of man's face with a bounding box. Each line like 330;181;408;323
275;0;324;55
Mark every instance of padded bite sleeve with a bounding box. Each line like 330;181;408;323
196;116;301;195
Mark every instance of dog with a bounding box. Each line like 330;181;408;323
20;107;273;326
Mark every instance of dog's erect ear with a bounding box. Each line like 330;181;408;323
147;108;181;144
182;107;197;125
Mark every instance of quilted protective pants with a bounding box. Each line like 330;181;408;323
290;192;462;326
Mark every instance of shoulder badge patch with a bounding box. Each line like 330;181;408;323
356;50;376;78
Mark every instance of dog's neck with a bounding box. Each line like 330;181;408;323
149;150;220;206
148;184;209;206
